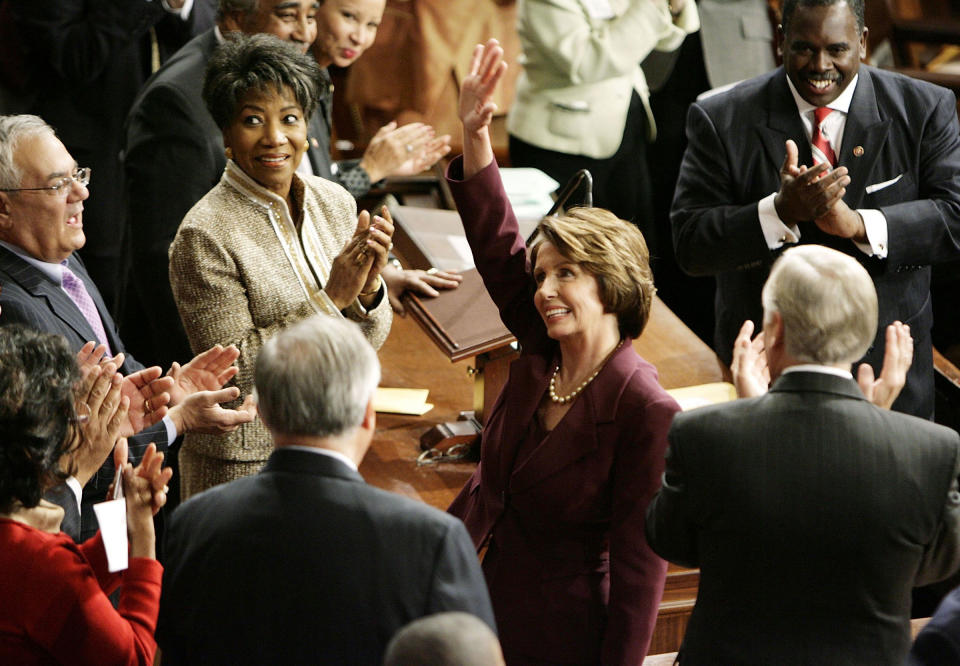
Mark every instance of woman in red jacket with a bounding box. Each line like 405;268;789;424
0;325;172;665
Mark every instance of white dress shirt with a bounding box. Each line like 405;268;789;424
757;74;889;258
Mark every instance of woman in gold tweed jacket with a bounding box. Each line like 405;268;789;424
169;34;392;500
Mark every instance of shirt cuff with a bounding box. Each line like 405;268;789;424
853;209;888;258
758;193;801;249
66;476;83;516
163;414;178;441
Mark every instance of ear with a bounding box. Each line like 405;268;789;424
765;311;785;351
859;26;869;60
219;10;246;33
360;398;376;433
0;192;13;231
776;24;785;57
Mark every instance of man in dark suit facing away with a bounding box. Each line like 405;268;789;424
671;0;960;418
158;314;495;665
646;244;960;665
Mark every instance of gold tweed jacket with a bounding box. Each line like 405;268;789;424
169;162;392;462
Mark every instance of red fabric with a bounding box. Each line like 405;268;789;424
0;518;162;666
812;106;837;167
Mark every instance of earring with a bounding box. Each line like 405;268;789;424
303;140;310;151
225;147;233;160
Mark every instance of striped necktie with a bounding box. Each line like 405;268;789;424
61;265;113;355
812;106;837;167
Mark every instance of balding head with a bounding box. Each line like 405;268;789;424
383;613;504;666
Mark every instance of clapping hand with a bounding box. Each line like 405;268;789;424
167;344;241;405
857;321;913;409
731;320;770;398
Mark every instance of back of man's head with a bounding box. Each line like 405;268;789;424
383;612;505;666
0;114;54;190
781;0;866;34
254;315;380;439
761;245;877;365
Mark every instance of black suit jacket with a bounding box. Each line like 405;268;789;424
646;371;960;665
157;447;495;665
672;66;960;418
12;0;190;264
0;245;170;540
121;29;347;368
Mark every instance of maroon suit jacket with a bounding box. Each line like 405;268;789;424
446;157;679;665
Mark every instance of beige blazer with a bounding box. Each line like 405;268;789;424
507;0;699;159
169;162;392;462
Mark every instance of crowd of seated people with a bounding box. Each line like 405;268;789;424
2;0;960;664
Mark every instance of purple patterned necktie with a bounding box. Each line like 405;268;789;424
61;265;113;356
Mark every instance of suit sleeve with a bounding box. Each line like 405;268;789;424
915;434;960;586
645;414;701;569
333;159;373;199
671;101;774;276
14;0;166;84
445;156;549;353
28;536;162;666
882;87;960;269
518;0;693;86
603;396;676;665
425;519;497;631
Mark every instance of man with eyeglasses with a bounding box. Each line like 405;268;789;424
0;114;257;542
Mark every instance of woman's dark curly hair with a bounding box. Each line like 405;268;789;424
203;32;322;130
0;326;80;513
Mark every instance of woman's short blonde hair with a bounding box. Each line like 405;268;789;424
530;207;655;339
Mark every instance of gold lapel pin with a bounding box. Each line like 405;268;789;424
853;145;864;157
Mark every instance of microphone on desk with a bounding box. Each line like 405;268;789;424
526;169;594;245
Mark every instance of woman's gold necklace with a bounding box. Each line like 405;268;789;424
548;342;622;405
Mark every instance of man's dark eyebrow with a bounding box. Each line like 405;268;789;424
273;1;302;9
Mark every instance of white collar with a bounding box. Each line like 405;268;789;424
0;239;64;284
782;364;853;380
281;445;359;472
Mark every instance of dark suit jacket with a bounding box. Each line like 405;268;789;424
12;0;190;265
910;584;960;665
646;370;960;665
445;157;680;665
121;30;358;368
0;245;170;539
671;65;960;418
156;447;495;665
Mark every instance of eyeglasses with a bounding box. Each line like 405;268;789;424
0;167;91;196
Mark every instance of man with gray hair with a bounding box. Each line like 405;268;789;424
383;612;505;666
157;315;495;665
646;244;960;664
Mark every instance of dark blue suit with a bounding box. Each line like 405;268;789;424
672;66;960;418
157;447;495;665
0;245;170;539
647;370;960;664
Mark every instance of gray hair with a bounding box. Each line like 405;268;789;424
761;245;877;365
203;32;322;130
254;315;380;438
383;613;503;666
0;115;56;190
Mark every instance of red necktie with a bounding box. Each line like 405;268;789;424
812;107;837;167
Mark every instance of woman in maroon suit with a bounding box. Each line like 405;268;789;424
447;41;681;665
0;326;172;665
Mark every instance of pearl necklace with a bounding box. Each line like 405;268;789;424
549;364;602;404
548;341;623;405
